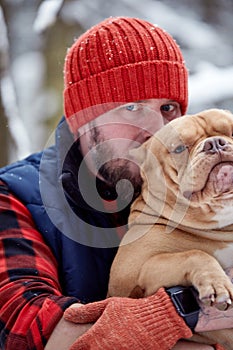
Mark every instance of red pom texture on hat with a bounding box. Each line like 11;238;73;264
63;16;188;134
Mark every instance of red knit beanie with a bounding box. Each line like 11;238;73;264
64;16;188;134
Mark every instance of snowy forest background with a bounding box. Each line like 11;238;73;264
0;0;233;166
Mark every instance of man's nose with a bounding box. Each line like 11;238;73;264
140;117;165;143
140;130;153;143
147;112;165;134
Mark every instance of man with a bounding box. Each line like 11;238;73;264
0;16;229;350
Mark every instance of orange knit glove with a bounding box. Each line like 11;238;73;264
64;288;192;350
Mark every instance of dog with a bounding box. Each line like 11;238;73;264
108;109;233;349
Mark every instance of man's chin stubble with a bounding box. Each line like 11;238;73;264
99;160;142;202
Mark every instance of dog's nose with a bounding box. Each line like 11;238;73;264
203;137;227;153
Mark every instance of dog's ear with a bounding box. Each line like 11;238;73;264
129;144;148;166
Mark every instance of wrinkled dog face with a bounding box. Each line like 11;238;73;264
130;109;233;229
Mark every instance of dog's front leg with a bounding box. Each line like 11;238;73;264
138;249;233;309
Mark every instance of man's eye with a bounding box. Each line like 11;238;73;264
125;104;139;112
161;104;175;112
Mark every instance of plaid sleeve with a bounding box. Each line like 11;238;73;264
0;180;78;349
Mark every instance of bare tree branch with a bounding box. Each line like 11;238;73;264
33;0;65;34
0;5;31;162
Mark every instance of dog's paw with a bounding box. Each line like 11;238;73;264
201;292;232;311
197;276;233;311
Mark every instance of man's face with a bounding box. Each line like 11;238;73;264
79;98;182;200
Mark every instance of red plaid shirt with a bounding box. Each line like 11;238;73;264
0;180;77;349
0;180;226;350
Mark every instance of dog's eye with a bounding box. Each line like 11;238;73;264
173;144;187;154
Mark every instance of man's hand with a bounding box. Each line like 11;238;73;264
44;314;92;350
195;301;233;333
63;289;192;350
172;341;214;349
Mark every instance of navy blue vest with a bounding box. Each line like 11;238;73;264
0;119;128;303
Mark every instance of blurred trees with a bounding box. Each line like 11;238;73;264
0;0;82;166
0;6;9;167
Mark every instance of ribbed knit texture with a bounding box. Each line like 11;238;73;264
63;17;188;134
64;288;192;349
